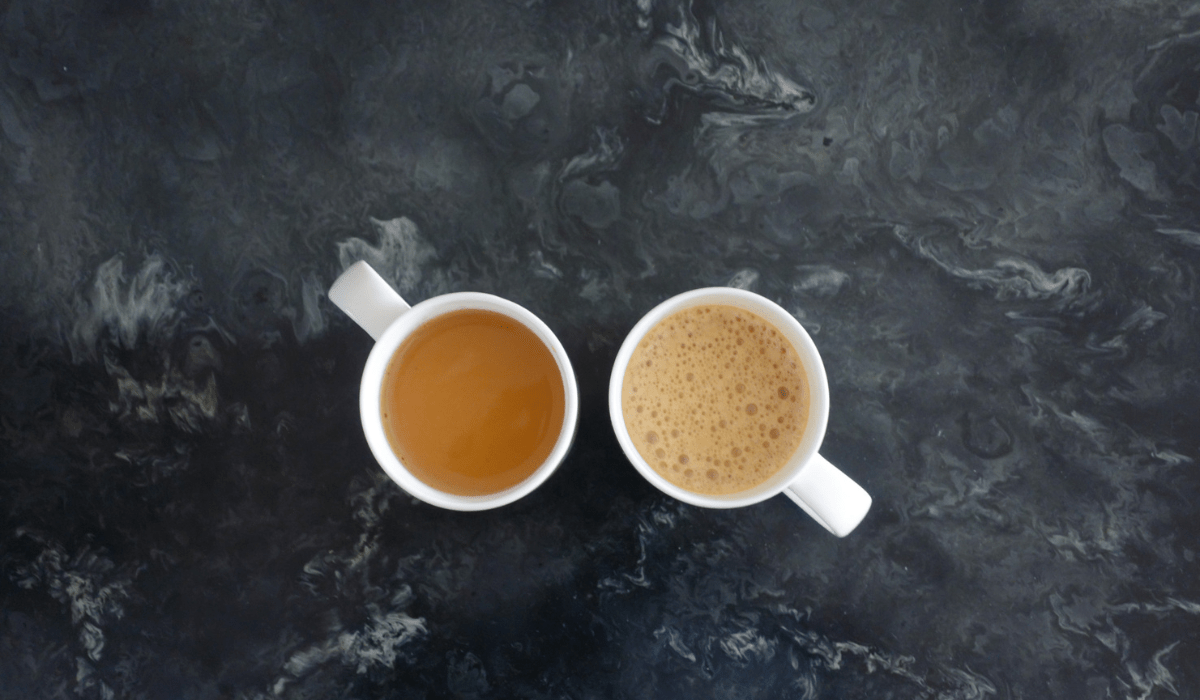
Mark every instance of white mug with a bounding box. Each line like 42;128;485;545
608;288;871;536
328;261;580;511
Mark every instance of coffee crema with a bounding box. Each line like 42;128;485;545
621;304;809;495
381;308;565;497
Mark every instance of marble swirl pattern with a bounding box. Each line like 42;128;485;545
1;0;1198;698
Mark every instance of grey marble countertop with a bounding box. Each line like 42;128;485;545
2;0;1198;698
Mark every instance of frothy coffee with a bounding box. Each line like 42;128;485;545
621;304;809;495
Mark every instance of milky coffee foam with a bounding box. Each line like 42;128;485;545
621;304;809;495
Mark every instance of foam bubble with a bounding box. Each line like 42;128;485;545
621;304;810;494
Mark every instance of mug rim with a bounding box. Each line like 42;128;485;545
360;292;579;511
608;288;830;508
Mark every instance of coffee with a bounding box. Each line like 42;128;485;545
380;308;566;497
621;304;809;495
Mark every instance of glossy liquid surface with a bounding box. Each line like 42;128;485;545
382;309;565;496
622;304;809;495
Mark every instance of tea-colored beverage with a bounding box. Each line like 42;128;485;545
621;304;809;495
381;308;566;496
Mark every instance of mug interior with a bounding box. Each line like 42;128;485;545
608;288;829;508
361;293;579;511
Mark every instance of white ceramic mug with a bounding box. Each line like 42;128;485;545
328;261;580;511
609;288;871;536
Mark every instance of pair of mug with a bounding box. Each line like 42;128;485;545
329;261;871;537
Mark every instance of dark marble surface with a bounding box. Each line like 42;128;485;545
3;0;1199;697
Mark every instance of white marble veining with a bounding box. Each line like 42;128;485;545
2;0;1199;697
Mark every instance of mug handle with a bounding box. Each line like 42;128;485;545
782;454;872;537
328;261;412;340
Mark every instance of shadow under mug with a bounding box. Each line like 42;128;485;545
608;288;872;537
328;261;580;511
